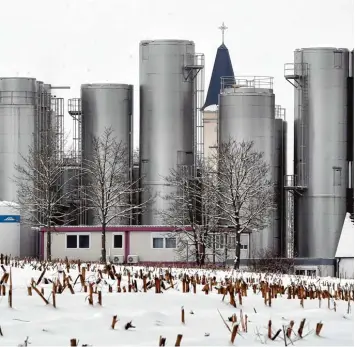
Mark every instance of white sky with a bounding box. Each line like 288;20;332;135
0;0;353;173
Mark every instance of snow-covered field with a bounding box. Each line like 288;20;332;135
0;262;354;346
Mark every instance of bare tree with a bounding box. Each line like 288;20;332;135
212;138;276;269
12;125;78;261
159;162;222;266
82;127;146;262
248;248;295;274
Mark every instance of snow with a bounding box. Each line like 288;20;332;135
0;201;19;208
0;263;354;346
335;213;354;258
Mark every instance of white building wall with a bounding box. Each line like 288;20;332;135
45;230;251;263
338;258;354;279
130;232;180;262
203;110;218;160
44;231;126;261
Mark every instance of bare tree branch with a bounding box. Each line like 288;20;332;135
210;138;276;269
158;161;224;266
82;127;149;262
11;123;79;261
248;248;295;274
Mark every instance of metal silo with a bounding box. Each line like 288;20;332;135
285;48;349;273
218;76;277;255
0;77;37;202
139;39;203;225
81;84;133;225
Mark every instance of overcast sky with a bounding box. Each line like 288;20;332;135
0;0;353;173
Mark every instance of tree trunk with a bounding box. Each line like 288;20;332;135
234;230;241;270
212;232;216;264
101;225;106;263
194;242;200;265
200;244;206;266
47;227;52;261
224;233;228;268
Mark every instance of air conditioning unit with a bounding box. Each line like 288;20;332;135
127;255;139;264
112;255;124;264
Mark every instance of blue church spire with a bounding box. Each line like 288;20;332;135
202;22;235;110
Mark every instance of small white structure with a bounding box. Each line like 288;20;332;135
42;226;250;263
0;201;21;257
335;213;354;279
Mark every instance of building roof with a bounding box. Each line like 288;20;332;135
202;43;235;110
0;201;19;207
335;213;354;258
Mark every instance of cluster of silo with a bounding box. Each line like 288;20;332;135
285;47;353;274
66;39;203;227
218;76;287;256
0;77;55;256
0;78;55;201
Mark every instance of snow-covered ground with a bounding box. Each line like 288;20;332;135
0;262;354;346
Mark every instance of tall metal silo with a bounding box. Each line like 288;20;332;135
139;39;204;225
0;77;37;202
346;50;354;215
285;48;349;273
81;84;133;225
218;76;277;255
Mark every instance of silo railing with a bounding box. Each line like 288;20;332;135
284;63;308;79
0;90;37;105
284;174;308;190
68;98;82;115
275;105;286;120
220;76;274;93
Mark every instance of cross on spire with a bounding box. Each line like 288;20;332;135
218;22;228;44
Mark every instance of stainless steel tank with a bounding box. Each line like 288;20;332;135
0;77;37;202
139;40;196;225
293;48;349;261
218;76;277;255
81;84;133;225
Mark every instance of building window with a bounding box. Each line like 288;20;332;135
307;269;316;277
153;237;164;249
66;234;90;249
66;235;77;249
78;235;90;248
228;235;236;249
295;269;305;275
113;234;123;248
165;237;176;249
241;244;248;250
152;236;177;249
215;234;224;249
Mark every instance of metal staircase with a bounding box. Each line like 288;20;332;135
184;53;205;173
284;62;309;258
284;62;309;190
67;98;86;225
